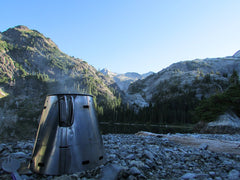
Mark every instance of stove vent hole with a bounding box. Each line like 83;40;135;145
38;162;45;167
83;105;89;108
82;160;90;165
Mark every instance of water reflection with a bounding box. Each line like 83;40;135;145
99;122;194;134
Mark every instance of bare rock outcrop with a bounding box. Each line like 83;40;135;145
199;111;240;134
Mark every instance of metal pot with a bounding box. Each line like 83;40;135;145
29;94;105;175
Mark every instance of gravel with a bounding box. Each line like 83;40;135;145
0;133;240;179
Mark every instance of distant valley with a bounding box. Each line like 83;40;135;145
100;68;154;92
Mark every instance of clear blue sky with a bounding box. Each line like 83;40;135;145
1;0;240;74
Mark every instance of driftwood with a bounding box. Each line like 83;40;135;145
136;131;240;155
135;131;163;138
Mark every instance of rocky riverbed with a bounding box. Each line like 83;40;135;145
1;133;240;180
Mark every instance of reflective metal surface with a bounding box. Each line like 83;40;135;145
29;94;105;175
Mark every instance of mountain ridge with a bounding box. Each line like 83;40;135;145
100;68;154;92
0;25;119;97
0;25;122;137
127;55;240;107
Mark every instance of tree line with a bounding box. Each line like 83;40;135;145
97;70;240;125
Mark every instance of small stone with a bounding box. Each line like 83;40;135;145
199;143;208;150
145;159;156;169
108;154;117;160
129;160;148;169
21;142;34;150
143;150;155;161
53;175;72;180
21;175;31;180
209;171;216;177
127;175;137;180
12;151;30;158
0;144;6;153
100;164;124;180
70;174;79;180
228;169;240;180
196;174;210;179
126;154;135;160
120;160;127;166
129;166;141;176
181;172;197;179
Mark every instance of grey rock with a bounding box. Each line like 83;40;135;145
143;150;155;161
127;175;137;180
129;160;149;169
145;159;156;169
126;154;135;160
0;144;6;153
209;171;216;177
21;175;32;180
195;173;210;179
199;143;208;150
100;164;124;180
228;169;240;180
120;160;127;166
128;166;141;176
12;152;30;159
53;175;73;180
108;154;117;160
181;172;197;179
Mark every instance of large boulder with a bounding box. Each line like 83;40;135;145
197;111;240;134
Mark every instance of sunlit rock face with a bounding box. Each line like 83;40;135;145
233;50;240;57
127;54;240;105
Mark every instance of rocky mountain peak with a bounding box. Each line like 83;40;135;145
100;68;117;77
2;25;58;50
14;25;30;30
233;50;240;57
2;25;30;36
124;72;142;79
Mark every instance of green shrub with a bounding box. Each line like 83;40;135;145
193;84;240;122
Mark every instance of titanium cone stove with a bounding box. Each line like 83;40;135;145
29;94;105;175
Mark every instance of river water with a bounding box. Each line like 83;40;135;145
99;122;194;134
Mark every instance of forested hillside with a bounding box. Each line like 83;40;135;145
99;70;240;126
194;72;240;123
0;25;122;138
